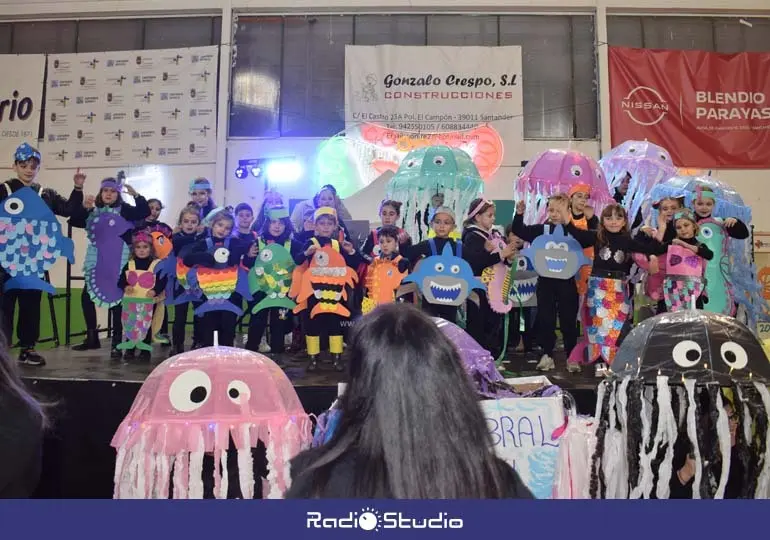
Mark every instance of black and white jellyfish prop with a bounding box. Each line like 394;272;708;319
590;310;770;499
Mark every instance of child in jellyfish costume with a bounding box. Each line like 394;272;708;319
599;140;677;231
515;149;615;228
589;310;770;499
111;344;313;499
386;145;483;244
648;174;765;328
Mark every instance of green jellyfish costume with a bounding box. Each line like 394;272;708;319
386;146;484;243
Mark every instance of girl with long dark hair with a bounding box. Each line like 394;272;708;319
286;303;532;498
0;329;45;497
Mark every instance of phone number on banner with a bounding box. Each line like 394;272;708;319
392;123;479;131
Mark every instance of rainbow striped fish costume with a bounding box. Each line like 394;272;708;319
187;237;251;316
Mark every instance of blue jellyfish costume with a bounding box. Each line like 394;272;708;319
649;174;765;329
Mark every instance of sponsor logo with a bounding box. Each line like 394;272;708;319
621;86;669;126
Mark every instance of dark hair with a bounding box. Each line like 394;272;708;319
313;186;339;209
235;203;253;215
504;223;514;238
147;198;163;208
377;225;400;243
597;203;629;248
95;185;123;208
379;199;402;216
291;303;515;498
0;327;47;429
260;212;294;243
464;198;495;228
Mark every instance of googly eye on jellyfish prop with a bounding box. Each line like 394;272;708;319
515;149;614;225
588;310;770;499
111;344;313;499
599;140;677;228
519;225;591;280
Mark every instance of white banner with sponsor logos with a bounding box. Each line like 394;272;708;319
43;46;218;168
344;45;523;166
0;55;45;160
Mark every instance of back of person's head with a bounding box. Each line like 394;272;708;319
295;303;512;498
0;324;46;429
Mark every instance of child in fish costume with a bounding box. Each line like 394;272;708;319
361;225;410;314
156;205;204;355
0;143;84;366
182;209;254;347
116;232;167;360
564;204;665;375
135;197;173;345
663;210;714;312
71;177;151;360
461;198;516;360
292;207;361;372
246;206;302;355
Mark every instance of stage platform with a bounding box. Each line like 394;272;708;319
20;345;600;499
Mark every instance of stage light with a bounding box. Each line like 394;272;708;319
250;166;262;178
234;167;248;180
265;159;302;183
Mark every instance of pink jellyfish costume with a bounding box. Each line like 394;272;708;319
111;345;312;499
514;149;614;225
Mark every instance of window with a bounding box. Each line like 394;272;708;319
427;15;498;46
1;17;220;55
144;17;220;50
0;23;12;54
608;16;770;53
281;16;353;137
354;15;425;46
77;20;143;52
231;14;597;139
12;21;77;54
230;17;283;138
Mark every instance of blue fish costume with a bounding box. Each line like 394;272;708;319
0;187;75;294
402;241;485;306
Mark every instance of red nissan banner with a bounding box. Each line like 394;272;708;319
608;46;770;169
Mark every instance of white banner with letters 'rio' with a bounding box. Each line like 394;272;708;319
480;386;565;499
0;55;45;160
344;45;523;168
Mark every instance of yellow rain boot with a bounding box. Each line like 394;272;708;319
329;335;345;372
306;335;320;371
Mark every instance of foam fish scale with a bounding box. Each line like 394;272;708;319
197;267;238;300
0;219;63;276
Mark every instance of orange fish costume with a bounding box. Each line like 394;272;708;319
361;255;408;314
292;207;359;371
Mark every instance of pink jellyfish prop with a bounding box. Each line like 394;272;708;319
515;149;614;224
111;346;312;499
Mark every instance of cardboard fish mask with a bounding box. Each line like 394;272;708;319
403;243;485;306
296;245;358;318
248;242;297;314
520;225;590;280
0;187;75;294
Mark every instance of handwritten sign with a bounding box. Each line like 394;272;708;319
481;395;564;499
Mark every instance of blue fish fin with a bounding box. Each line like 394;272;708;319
3;276;56;295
